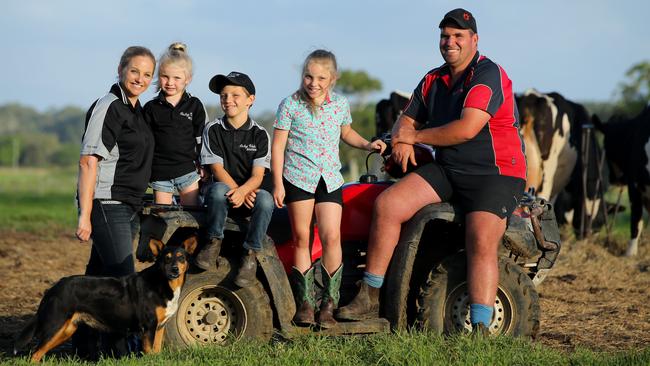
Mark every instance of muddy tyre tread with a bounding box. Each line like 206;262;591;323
416;254;540;338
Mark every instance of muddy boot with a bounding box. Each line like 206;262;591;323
234;249;257;288
194;238;222;271
317;264;342;329
336;281;380;320
290;266;315;326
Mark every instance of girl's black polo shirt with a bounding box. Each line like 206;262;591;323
144;91;209;181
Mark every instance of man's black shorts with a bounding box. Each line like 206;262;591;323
283;177;343;206
413;162;525;219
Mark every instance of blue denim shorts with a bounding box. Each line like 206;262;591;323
151;171;201;193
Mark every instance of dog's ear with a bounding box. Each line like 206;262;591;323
181;235;198;255
148;238;165;257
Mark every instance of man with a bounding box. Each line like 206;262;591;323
336;8;526;332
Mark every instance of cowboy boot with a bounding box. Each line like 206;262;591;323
317;264;343;329
234;249;257;288
336;280;380;320
290;266;316;326
194;238;222;270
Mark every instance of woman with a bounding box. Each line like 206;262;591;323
74;46;155;357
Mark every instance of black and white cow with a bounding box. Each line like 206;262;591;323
516;89;606;237
593;106;650;256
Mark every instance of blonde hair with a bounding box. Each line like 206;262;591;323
295;49;338;115
118;46;155;83
156;42;194;92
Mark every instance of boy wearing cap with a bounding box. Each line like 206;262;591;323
194;71;274;288
337;9;526;335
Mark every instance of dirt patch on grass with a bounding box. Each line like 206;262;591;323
1;230;648;356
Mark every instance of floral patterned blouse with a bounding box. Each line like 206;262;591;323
274;92;352;193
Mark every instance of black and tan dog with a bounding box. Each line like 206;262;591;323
14;237;196;362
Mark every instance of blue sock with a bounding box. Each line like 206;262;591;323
363;271;384;288
470;304;493;326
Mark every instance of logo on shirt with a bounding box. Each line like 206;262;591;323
179;112;193;120
240;144;257;152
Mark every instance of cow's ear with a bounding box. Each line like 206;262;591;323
149;238;164;257
181;235;198;255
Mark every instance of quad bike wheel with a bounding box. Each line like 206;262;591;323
164;259;273;348
416;253;540;338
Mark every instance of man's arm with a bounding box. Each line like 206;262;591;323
392;107;490;147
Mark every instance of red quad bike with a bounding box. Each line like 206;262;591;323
134;135;561;348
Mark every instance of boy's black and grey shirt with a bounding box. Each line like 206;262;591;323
201;117;271;186
80;83;154;207
144;91;209;181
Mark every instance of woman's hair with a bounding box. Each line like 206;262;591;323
156;42;194;92
118;46;156;82
296;49;338;115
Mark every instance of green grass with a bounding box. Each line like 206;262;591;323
0;167;78;234
5;333;650;365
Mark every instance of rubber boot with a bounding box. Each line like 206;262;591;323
336;280;380;320
290;266;315;326
194;238;222;271
234;249;257;288
317;264;343;329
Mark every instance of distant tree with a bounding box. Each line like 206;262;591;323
336;70;382;106
616;60;650;115
19;133;60;166
334;69;383;180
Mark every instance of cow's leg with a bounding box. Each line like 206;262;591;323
627;184;643;257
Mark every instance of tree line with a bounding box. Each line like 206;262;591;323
0;62;647;169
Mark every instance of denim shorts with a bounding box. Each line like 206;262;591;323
151;170;200;193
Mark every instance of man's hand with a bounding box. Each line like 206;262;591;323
392;143;417;173
226;187;247;208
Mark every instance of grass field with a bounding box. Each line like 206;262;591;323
0;167;78;235
7;333;650;365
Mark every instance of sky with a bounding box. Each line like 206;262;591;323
2;0;649;116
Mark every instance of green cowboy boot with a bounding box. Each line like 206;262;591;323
290;266;316;326
317;263;343;329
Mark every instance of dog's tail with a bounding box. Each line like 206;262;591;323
13;317;37;355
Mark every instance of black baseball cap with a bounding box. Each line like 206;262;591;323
439;8;477;33
209;71;256;95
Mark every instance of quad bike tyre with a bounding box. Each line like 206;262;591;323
164;258;273;348
416;253;540;338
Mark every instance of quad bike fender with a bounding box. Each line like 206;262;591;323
256;239;296;332
383;202;461;330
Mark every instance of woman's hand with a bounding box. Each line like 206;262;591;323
76;216;92;242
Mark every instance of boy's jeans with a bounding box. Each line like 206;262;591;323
205;182;274;251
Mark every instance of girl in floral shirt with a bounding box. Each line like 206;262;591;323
271;49;386;328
